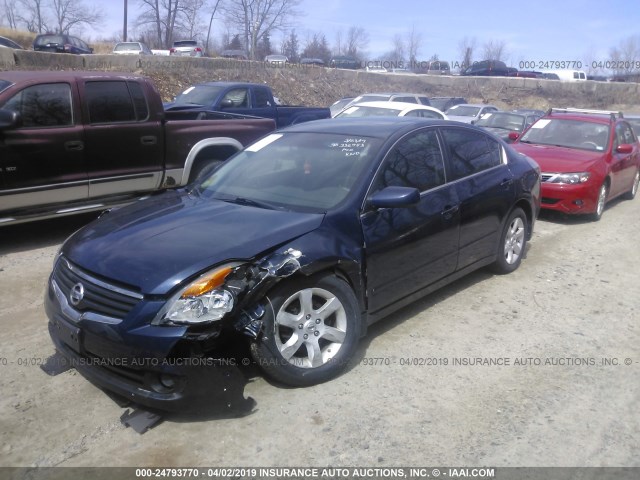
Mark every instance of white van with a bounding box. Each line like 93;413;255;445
542;70;587;82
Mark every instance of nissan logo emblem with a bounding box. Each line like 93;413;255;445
69;283;85;306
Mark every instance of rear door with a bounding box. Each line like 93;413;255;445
361;128;460;314
440;126;515;270
79;79;164;198
0;81;87;211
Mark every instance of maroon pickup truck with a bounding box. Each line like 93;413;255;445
0;71;275;226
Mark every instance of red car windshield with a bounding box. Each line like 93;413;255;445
519;118;610;151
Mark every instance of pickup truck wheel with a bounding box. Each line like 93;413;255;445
190;160;223;183
250;274;361;387
491;207;527;274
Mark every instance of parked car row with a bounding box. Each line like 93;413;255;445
327;92;640;224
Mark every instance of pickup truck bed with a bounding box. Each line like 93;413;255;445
165;81;331;128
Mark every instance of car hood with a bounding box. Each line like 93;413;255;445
479;127;513;139
511;143;604;171
63;190;325;295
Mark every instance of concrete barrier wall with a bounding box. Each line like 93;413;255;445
3;53;639;108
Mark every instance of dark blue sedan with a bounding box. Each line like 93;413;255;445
45;118;541;410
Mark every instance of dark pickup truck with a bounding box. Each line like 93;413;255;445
165;81;331;128
0;71;275;226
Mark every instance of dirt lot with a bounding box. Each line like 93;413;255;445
0;192;638;470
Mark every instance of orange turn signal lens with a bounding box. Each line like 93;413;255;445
181;266;234;298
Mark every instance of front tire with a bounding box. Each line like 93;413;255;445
591;183;608;221
250;274;361;387
492;207;527;274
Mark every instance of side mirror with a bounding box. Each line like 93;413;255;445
616;144;633;154
0;109;21;130
369;186;420;209
219;99;234;109
508;132;520;141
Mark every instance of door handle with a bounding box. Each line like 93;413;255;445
441;205;459;220
140;136;157;145
500;178;513;188
64;140;84;151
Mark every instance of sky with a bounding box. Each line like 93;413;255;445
42;0;640;72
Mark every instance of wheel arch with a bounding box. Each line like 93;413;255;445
180;137;243;185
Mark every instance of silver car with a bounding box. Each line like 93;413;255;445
170;40;203;57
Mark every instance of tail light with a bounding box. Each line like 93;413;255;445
63;44;73;52
169;48;176;54
195;47;202;54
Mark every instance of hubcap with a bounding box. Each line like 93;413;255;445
274;287;347;368
504;217;525;264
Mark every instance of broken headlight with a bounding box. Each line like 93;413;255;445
153;263;242;326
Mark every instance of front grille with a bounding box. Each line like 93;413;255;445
52;257;143;319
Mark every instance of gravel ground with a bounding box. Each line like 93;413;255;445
0;197;638;469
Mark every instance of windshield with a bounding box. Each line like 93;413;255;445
446;105;480;117
173;85;225;106
475;112;525;131
519;118;610;151
195;132;382;212
337;105;403;118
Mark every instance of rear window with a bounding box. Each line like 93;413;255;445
115;43;141;51
173;41;197;47
34;35;64;46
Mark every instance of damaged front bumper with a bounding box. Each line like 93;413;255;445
43;248;305;412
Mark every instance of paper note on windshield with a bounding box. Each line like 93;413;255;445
246;134;283;152
531;119;551;129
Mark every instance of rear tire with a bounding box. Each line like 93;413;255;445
492;207;527;274
250;274;361;387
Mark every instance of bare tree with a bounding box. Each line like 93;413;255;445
405;24;421;67
609;35;640;78
223;0;301;60
51;0;104;34
205;0;222;56
482;39;507;61
344;25;368;59
3;0;20;29
280;29;298;62
333;29;342;56
179;0;207;41
301;32;331;64
18;0;50;33
458;36;476;71
390;34;405;63
136;0;184;48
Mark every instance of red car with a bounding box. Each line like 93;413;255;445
511;108;640;220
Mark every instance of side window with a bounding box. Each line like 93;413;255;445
254;88;272;108
222;88;249;107
615;123;635;148
128;81;149;120
1;83;72;127
441;128;502;180
86;81;135;123
372;129;445;193
421;110;444;119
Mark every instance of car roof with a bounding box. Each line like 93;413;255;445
449;103;497;108
194;81;263;88
544;109;618;125
279;116;455;138
0;71;147;86
345;101;441;112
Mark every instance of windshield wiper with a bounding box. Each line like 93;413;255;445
220;196;278;210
